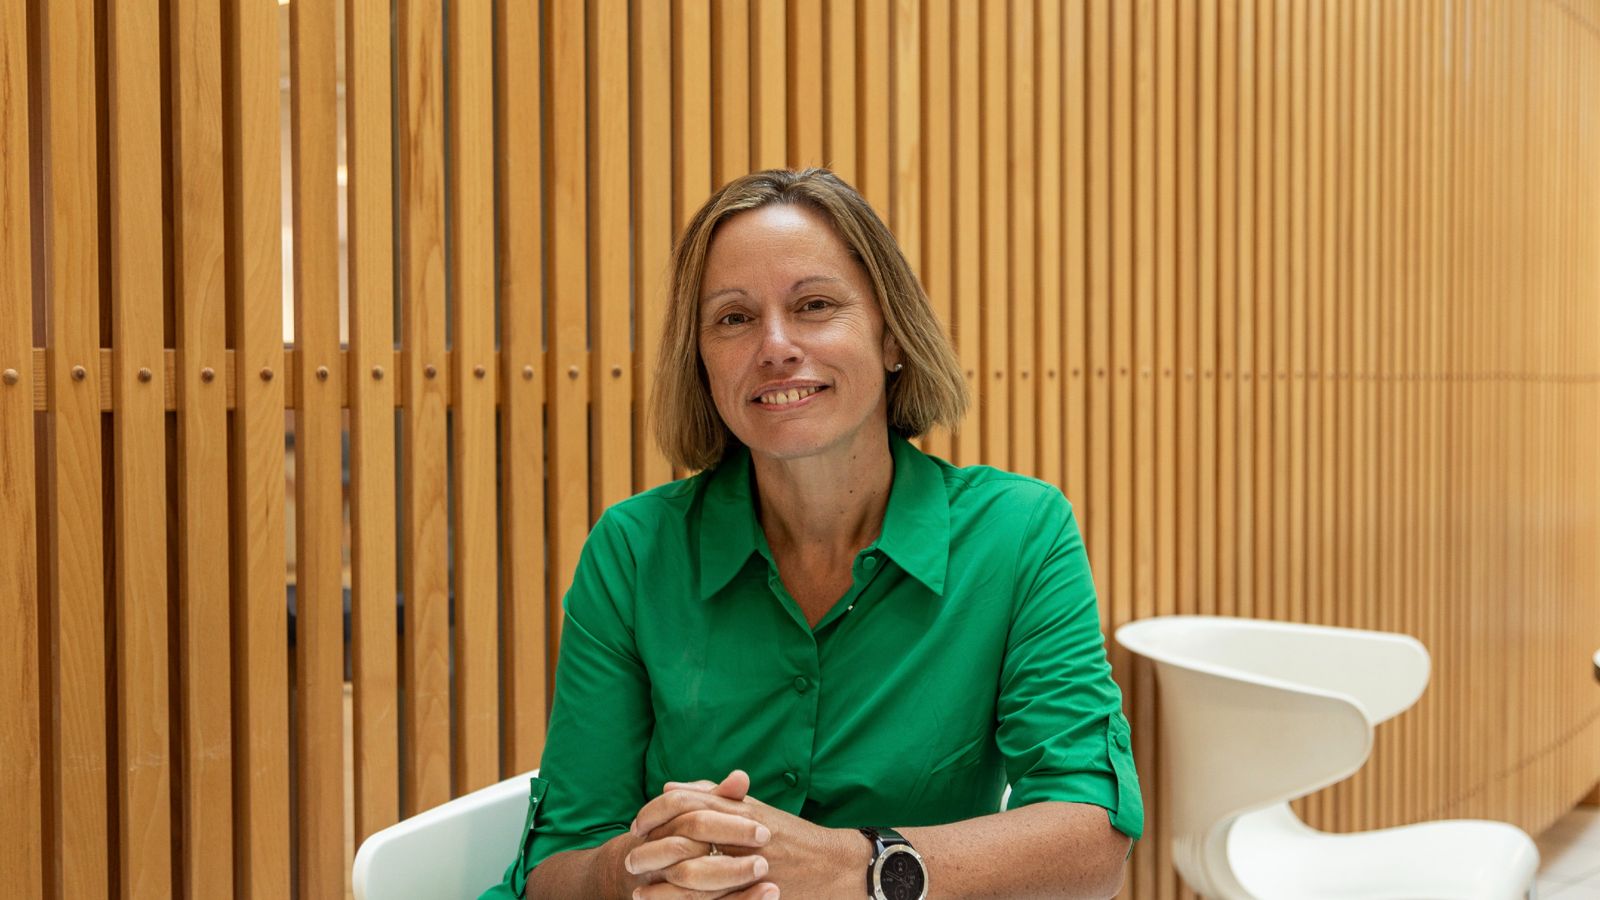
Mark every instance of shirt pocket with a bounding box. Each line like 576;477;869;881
1104;712;1144;841
510;776;552;898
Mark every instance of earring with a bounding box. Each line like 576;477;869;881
892;363;904;372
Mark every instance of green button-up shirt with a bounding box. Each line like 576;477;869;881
494;434;1141;896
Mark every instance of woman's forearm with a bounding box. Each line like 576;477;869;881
522;831;642;900
896;801;1130;900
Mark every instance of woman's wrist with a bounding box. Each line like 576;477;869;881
828;826;873;896
600;830;646;899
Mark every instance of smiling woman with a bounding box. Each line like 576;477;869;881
482;170;1142;900
654;170;967;474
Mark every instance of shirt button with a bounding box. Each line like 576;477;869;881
1115;731;1130;751
783;771;799;788
863;555;879;571
793;676;810;694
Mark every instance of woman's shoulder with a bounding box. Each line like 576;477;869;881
928;454;1074;520
597;469;707;535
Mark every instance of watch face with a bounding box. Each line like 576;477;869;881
877;847;926;900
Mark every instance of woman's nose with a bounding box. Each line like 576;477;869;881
757;318;802;367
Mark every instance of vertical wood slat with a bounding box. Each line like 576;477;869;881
345;0;400;842
856;0;891;215
950;0;980;466
1196;0;1218;620
169;0;236;889
590;0;633;515
1007;0;1036;478
498;0;548;773
106;0;172;895
890;0;920;295
824;0;858;184
287;0;344;893
750;0;787;172
1215;0;1238;625
711;0;750;188
0;0;42;892
546;0;590;653
632;0;672;491
980;2;1010;468
447;0;499;797
396;0;451;817
1154;0;1179;894
1036;0;1063;488
919;0;953;462
1063;0;1088;504
787;0;823;168
1234;0;1257;625
40;0;109;894
1131;2;1158;894
1086;0;1112;626
224;0;290;892
1175;0;1200;622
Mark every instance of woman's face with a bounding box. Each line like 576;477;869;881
697;203;901;465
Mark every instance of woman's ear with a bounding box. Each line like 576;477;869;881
883;331;903;373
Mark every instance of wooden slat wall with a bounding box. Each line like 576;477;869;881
0;2;1596;898
107;1;172;897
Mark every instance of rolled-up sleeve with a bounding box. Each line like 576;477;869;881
995;491;1144;841
497;510;654;895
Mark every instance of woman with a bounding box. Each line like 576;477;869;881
488;169;1141;899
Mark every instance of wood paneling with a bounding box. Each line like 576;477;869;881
224;0;290;892
39;0;109;895
287;0;343;893
0;0;41;894
169;0;236;890
396;0;451;821
0;2;1597;897
344;0;400;848
107;1;172;895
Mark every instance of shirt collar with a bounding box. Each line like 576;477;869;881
696;433;950;600
873;433;950;595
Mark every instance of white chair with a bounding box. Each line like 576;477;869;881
353;769;538;900
1115;615;1539;900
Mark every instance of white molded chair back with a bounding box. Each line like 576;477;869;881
353;770;538;900
1116;616;1537;900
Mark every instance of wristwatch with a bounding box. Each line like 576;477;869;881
860;826;928;900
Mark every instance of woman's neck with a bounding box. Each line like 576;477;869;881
750;434;895;562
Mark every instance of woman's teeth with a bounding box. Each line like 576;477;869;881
759;386;823;405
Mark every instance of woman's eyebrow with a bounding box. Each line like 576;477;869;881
700;286;748;308
700;275;848;309
790;275;847;293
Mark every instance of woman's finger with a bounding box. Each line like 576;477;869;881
712;770;750;800
632;788;748;837
664;780;718;792
649;809;771;849
624;835;712;876
716;882;779;900
661;853;769;893
664;769;749;800
630;857;768;900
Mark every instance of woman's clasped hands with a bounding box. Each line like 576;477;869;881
623;770;860;900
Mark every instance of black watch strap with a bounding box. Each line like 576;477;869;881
860;826;910;849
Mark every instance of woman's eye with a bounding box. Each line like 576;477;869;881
800;298;831;312
717;312;751;326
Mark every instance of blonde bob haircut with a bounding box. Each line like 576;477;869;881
653;168;969;472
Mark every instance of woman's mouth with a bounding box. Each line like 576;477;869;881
755;385;827;406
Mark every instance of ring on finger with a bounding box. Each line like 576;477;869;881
707;843;722;857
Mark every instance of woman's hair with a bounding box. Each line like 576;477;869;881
652;168;969;471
